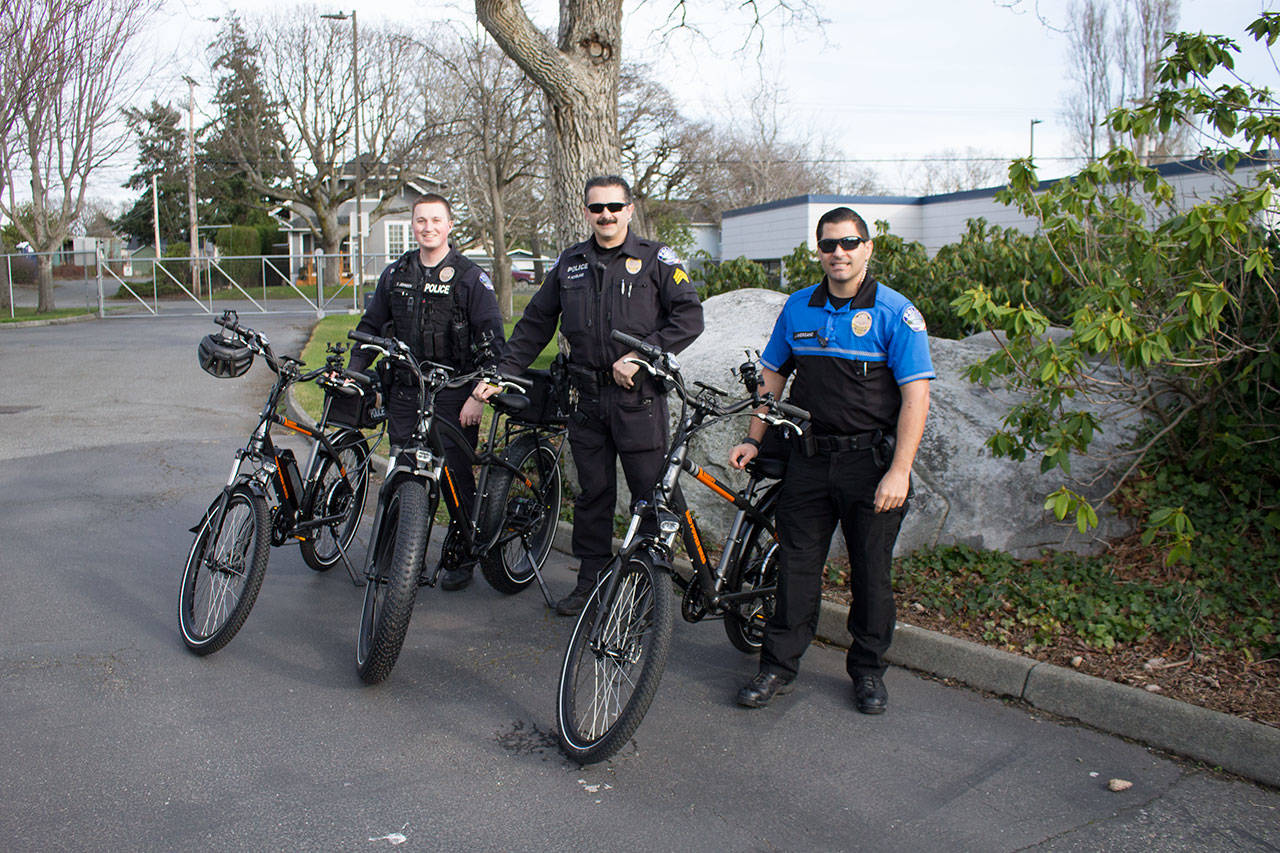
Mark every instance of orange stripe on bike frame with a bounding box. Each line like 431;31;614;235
274;457;291;499
279;417;309;435
684;510;707;564
694;465;735;502
444;467;460;509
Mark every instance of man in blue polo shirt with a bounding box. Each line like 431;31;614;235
728;206;933;714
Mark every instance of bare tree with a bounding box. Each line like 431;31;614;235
1062;0;1187;163
905;148;1007;195
617;63;710;239
428;31;544;320
218;14;434;288
474;0;821;245
0;0;156;313
682;83;871;214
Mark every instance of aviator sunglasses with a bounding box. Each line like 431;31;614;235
586;201;628;214
817;236;869;253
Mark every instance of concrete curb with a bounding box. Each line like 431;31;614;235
0;312;98;329
550;521;1280;788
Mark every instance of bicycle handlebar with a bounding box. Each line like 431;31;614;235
610;329;662;362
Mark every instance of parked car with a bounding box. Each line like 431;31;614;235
512;269;534;283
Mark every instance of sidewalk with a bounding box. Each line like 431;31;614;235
549;520;1280;788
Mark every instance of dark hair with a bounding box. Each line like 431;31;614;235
582;175;632;205
816;207;869;242
412;193;453;220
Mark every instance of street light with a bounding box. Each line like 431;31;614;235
321;9;361;310
1030;118;1043;161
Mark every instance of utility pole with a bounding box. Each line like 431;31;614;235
183;75;200;298
151;175;161;260
1030;118;1043;161
322;9;361;309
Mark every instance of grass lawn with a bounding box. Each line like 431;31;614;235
1;307;94;323
293;290;559;423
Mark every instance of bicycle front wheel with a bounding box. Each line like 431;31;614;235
723;520;780;654
179;488;270;655
479;434;562;594
556;550;674;764
356;478;429;685
300;431;371;572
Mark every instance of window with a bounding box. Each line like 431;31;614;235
385;221;410;263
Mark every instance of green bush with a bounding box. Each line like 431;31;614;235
159;241;192;288
694;255;773;298
214;224;261;289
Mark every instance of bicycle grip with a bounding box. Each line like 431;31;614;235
610;329;662;361
776;401;810;422
348;329;393;351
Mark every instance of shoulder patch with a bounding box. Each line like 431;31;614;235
902;306;927;332
479;271;493;291
657;246;679;266
672;267;690;286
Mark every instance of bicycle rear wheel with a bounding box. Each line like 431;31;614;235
723;520;780;654
355;478;429;684
300;430;371;571
556;550;673;764
479;434;561;594
179;487;270;655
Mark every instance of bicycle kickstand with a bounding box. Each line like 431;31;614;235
335;538;363;587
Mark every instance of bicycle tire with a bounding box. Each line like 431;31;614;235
355;478;429;684
556;550;674;764
179;487;270;655
478;434;562;594
723;519;780;654
300;430;371;572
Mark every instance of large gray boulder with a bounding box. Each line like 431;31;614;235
647;288;1135;560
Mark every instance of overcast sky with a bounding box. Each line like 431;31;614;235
105;0;1280;202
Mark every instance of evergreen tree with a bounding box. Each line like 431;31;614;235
114;100;186;245
202;14;283;228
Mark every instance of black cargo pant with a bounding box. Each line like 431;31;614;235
760;443;907;681
566;379;670;593
387;382;478;532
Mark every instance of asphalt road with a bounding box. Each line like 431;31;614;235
1;311;1277;852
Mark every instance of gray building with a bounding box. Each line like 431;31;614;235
718;154;1276;274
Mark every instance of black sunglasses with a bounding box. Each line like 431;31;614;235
817;236;869;253
586;202;627;214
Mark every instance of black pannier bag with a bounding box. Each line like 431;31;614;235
325;368;386;430
510;354;571;426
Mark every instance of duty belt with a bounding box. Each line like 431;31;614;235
801;430;881;455
567;363;614;393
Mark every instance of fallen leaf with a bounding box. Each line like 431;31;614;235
1107;778;1133;792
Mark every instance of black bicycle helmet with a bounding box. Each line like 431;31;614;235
198;332;253;378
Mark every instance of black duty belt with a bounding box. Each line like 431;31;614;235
567;364;614;392
804;431;881;454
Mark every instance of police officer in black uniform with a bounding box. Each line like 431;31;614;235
477;176;704;615
350;193;505;591
729;207;933;714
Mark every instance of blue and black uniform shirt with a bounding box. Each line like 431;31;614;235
760;275;935;435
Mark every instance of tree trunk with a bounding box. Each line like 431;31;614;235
0;254;10;315
486;159;514;321
37;254;55;313
475;0;623;246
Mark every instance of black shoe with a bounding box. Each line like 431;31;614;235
853;674;888;715
555;589;592;617
440;565;472;591
736;671;794;708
